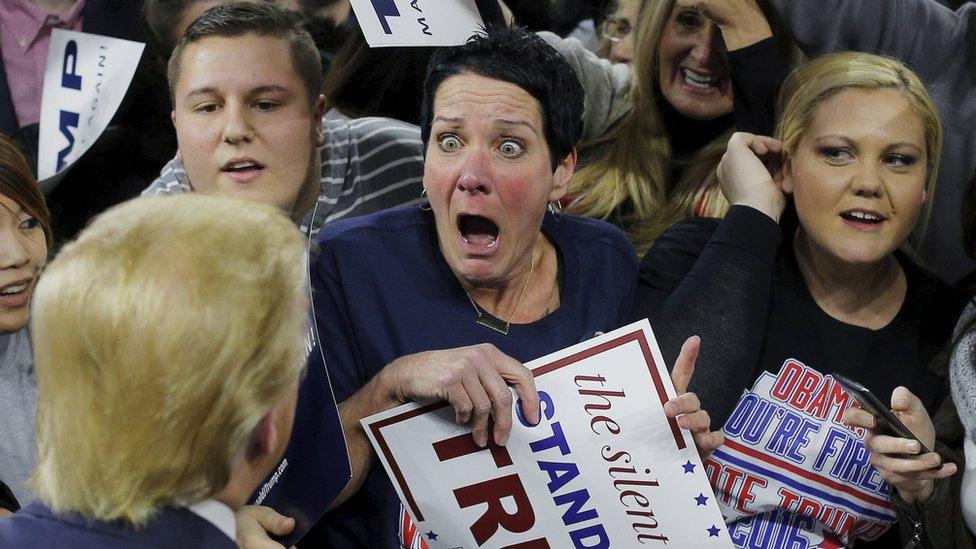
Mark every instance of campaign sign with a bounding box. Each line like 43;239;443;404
363;319;733;548
38;29;144;181
349;0;483;47
248;201;352;545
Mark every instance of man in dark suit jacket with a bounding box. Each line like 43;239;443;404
0;194;309;548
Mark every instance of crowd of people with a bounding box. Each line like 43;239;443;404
0;0;974;548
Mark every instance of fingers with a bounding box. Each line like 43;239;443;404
438;345;536;448
460;366;493;448
236;505;294;549
694;430;726;459
843;407;877;430
867;433;927;456
489;345;540;426
665;392;701;417
870;450;949;476
670;335;700;394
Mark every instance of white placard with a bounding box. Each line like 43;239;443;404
349;0;483;47
38;29;144;180
363;319;734;548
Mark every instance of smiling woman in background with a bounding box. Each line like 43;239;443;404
0;135;51;514
545;0;798;256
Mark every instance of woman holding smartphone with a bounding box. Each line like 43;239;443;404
632;52;962;547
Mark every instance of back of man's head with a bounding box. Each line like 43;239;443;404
167;1;322;104
30;194;307;525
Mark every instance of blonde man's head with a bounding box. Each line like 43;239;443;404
30;194;308;525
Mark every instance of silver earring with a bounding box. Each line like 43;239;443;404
419;187;432;212
547;200;562;220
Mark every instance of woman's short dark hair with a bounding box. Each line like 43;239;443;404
166;2;322;105
420;25;585;171
0;136;52;246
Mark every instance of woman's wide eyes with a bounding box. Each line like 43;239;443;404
438;134;462;151
499;140;524;157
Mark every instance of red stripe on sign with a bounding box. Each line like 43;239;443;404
369;400;450;522
722;439;890;509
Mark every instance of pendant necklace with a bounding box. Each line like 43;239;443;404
465;258;535;335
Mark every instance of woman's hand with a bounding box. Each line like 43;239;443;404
665;336;725;460
680;0;772;51
843;386;957;505
717;132;786;223
235;505;295;549
378;344;541;448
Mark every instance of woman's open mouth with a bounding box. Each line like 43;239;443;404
0;278;32;309
840;209;887;232
457;214;499;254
679;67;724;94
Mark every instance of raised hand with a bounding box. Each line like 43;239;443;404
717;132;786;222
843;386;957;504
665;336;725;459
678;0;772;50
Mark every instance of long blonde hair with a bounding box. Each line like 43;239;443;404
30;195;308;525
569;0;796;256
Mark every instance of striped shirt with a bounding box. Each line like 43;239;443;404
142;114;425;235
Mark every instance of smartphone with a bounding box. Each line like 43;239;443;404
831;372;942;469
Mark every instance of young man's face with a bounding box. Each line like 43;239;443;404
171;33;325;220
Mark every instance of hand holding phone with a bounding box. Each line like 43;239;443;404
832;373;957;505
832;372;938;464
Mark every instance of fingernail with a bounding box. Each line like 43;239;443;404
907;441;920;453
664;402;675;416
498;432;509;446
475;433;486;448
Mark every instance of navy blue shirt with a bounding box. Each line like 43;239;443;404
307;206;636;547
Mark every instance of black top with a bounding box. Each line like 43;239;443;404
631;206;964;547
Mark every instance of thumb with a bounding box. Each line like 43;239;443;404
247;505;295;535
891;386;923;415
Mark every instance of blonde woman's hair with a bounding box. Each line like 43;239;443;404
569;0;797;256
30;194;308;525
776;51;943;243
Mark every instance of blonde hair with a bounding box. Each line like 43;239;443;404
30;194;308;525
569;0;797;256
776;51;943;241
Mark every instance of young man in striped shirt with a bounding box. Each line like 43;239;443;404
142;2;424;235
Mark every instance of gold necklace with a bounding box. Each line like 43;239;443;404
465;259;534;335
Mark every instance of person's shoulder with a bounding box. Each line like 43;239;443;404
142;157;191;196
317;206;427;246
646;216;722;260
553;214;637;265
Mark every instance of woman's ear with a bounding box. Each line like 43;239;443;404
549;148;577;203
778;152;794;195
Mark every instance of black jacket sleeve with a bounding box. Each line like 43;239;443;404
728;37;789;136
631;205;783;424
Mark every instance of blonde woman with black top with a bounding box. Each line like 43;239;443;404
632;52;963;547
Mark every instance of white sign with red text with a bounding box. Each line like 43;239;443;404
349;0;483;47
362;320;733;548
38;29;144;181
